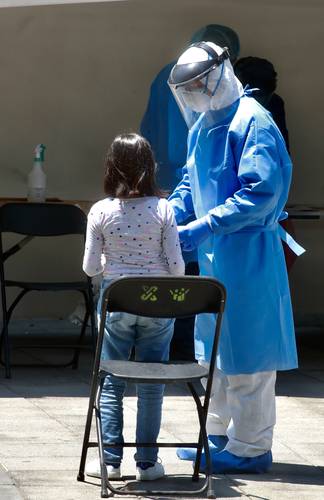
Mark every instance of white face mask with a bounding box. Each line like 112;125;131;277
182;91;211;113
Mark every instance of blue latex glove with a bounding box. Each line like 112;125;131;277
178;217;212;252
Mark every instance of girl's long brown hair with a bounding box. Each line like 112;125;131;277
104;133;165;198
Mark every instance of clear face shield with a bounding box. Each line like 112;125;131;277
169;69;224;129
168;43;230;129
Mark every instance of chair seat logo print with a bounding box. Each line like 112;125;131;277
170;288;190;302
140;285;190;303
140;286;158;302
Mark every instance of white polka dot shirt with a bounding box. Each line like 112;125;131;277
83;197;185;278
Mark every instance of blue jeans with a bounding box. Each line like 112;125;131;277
98;280;174;464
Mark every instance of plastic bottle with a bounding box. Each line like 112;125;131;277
27;144;46;202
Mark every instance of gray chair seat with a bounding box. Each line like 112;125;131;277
100;359;209;383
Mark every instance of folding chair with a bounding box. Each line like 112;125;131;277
77;275;226;498
0;202;97;378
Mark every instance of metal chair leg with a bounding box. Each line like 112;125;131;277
77;377;99;481
0;288;28;377
188;381;216;497
78;378;213;497
0;322;11;379
192;431;203;481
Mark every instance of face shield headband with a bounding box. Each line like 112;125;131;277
168;42;230;89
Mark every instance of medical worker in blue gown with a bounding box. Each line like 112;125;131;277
167;41;304;474
140;26;241;359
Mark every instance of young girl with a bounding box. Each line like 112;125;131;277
83;133;184;481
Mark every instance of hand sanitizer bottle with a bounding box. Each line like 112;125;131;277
27;144;46;202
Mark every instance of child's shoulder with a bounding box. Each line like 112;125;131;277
155;196;169;207
147;196;170;211
157;197;172;210
91;197;115;208
131;196;167;208
88;197;115;216
155;197;174;220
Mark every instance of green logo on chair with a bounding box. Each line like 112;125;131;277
169;288;190;302
141;286;158;302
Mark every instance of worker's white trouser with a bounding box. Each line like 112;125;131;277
200;363;276;457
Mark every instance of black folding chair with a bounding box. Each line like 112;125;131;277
0;202;97;378
77;275;226;498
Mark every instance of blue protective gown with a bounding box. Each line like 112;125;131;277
169;95;298;375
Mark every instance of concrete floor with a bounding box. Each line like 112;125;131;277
1;322;324;499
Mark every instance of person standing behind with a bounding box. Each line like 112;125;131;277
234;56;290;152
234;56;299;272
167;41;304;474
83;133;184;481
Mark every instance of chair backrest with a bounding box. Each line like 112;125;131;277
83;275;226;429
0;202;87;236
101;276;226;319
92;276;226;387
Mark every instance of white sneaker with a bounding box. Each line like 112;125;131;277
85;458;121;480
136;461;165;481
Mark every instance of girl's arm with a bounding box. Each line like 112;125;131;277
162;200;185;275
83;207;104;277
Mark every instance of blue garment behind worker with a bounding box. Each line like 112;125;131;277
169;95;298;375
141;62;197;265
140;62;188;191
